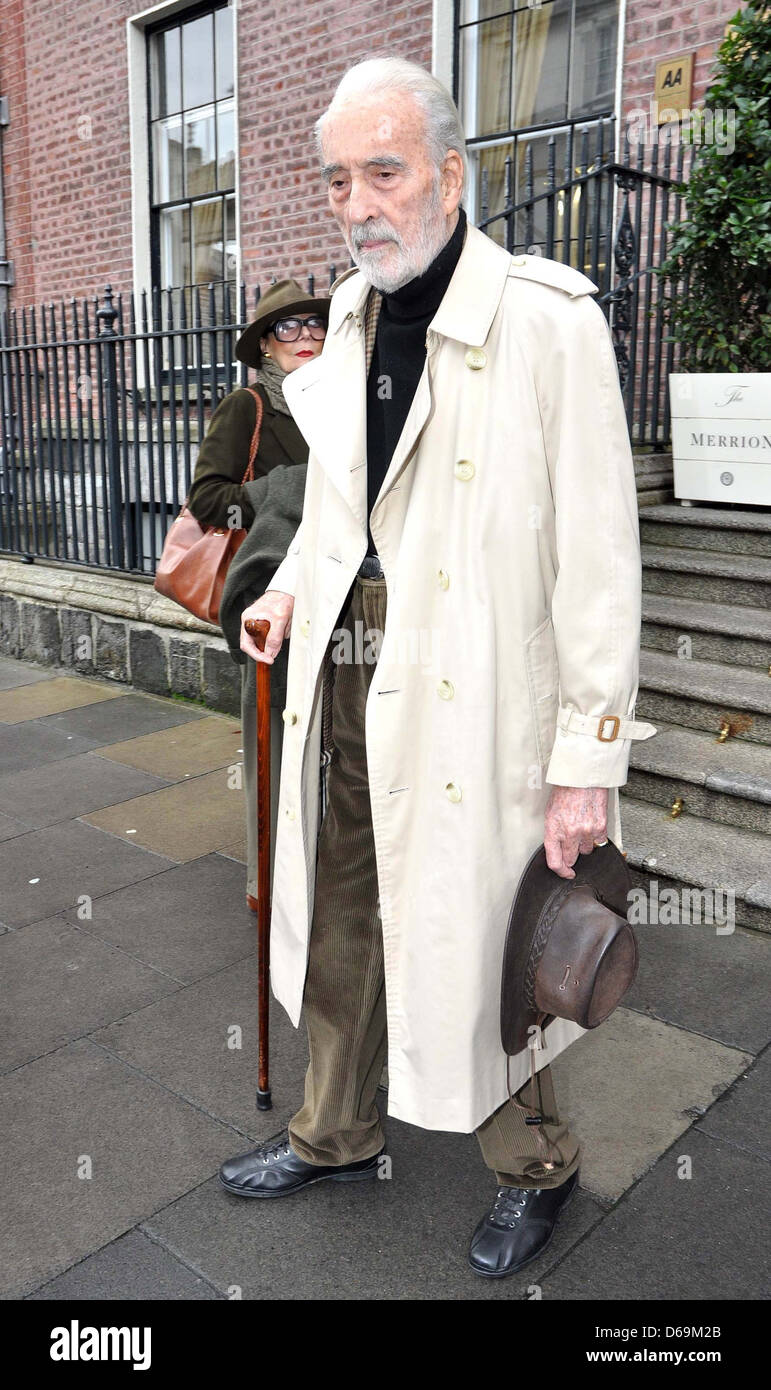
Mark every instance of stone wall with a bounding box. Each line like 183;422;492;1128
0;559;242;716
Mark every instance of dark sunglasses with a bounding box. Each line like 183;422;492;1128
270;315;327;342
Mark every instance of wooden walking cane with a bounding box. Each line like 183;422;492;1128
244;616;272;1111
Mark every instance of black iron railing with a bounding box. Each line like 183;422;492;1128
0;273;336;575
477;117;694;445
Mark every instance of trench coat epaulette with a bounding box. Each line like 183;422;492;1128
505;252;599;298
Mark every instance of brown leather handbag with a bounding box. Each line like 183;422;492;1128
154;387;263;626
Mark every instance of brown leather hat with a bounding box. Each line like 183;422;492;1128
236;277;331;368
500;839;637;1055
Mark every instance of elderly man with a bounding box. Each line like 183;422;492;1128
219;56;650;1279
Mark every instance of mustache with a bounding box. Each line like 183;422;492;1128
349;220;403;251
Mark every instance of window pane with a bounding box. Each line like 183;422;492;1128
159;206;190;289
215;5;234;100
216;102;235;189
460;15;513;138
192;197;224;284
512;0;570;129
571;0;619;118
185;106;217;197
153;115;184;202
150;28;181;118
459;0;513;24
182;12;214;109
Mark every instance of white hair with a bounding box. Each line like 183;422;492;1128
314;55;468;197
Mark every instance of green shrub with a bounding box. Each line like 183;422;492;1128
657;3;771;371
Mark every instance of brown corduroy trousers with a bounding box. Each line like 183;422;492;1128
287;576;582;1190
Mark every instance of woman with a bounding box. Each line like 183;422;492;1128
188;278;329;911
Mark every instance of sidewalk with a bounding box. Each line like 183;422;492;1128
1;653;768;1301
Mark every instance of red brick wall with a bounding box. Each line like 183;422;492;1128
0;0;135;308
0;0;432;310
237;0;433;290
621;0;742;128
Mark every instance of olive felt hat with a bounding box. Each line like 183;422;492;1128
500;838;638;1055
235;278;331;368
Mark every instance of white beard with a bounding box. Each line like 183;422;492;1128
347;182;450;294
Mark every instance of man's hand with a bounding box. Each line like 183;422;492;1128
544;785;609;879
240;590;294;664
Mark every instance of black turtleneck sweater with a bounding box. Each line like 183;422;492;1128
365;205;467;554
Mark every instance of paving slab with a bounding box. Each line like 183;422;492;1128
217;839;248;864
626;920;771;1054
143;1115;605;1301
95;714;243;781
60;854;256;982
0;657;55;691
539;1127;770;1300
37;691;206;745
81;767;245;863
0;810;29;842
0;675;125;723
0;752;171;828
27;1230;222;1300
0;1039;237;1299
695;1049;771;1161
0;914;184;1071
0;819;175;927
0;720;99;775
554;1009;753;1203
89;955;308;1136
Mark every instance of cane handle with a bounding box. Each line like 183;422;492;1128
244;617;270;652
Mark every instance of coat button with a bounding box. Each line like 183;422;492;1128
282;709;297;725
465;347;486;370
285;807;296;820
437;568;450;590
445;782;462;803
300;618;311;637
454;459;475;481
437;680;455;700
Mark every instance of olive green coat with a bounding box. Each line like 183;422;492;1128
188;383;307;530
189;382;308;898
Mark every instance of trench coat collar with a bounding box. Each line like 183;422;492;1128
281;223;514;532
325;220;512;347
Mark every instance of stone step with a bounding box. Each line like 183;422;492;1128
633;451;673;477
627;720;771;834
641;593;771;669
638;487;675;508
639;503;771;558
641;543;771;609
617;794;770;934
637;649;771;745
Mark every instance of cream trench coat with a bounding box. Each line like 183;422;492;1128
265;222;656;1133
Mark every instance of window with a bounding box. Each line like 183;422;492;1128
147;3;235;324
456;0;620;254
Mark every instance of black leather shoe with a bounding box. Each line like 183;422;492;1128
219;1133;384;1198
468;1169;579;1278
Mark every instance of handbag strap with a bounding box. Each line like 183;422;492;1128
240;385;264;486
